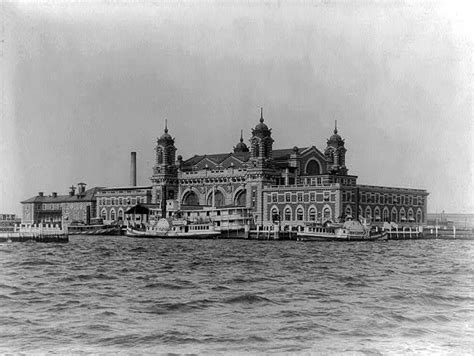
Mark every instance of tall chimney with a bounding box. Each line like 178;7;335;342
130;152;137;187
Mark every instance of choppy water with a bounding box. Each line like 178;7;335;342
1;237;473;354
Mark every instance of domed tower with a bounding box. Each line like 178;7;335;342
247;108;277;225
233;130;249;153
151;120;179;212
324;120;348;175
250;108;274;166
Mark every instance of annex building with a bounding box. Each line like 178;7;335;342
148;110;428;228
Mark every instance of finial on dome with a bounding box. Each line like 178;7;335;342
164;119;168;133
260;107;264;123
240;129;244;142
334;119;338;134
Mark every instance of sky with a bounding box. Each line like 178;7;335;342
1;1;473;216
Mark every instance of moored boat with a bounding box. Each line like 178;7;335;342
125;218;220;239
297;220;387;241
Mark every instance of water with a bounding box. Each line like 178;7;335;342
1;237;473;354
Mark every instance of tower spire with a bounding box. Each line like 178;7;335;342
164;119;168;133
240;129;243;142
334;119;338;134
260;107;264;123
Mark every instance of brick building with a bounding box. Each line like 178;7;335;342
21;183;101;225
150;110;428;227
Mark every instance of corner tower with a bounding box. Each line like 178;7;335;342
246;108;277;225
250;108;274;167
151;121;179;209
324;120;348;175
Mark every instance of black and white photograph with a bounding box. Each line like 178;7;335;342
0;0;473;354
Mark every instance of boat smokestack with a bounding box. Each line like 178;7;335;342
130;152;137;187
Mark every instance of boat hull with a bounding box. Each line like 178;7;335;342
125;227;220;239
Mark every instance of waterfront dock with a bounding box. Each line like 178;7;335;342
0;223;69;243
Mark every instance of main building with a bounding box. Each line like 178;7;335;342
143;109;428;228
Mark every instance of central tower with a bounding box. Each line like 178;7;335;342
151;121;179;214
246;108;277;225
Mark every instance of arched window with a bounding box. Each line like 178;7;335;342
365;206;372;219
271;207;280;222
110;209;116;221
345;205;352;218
100;209;107;221
408;208;414;222
156;147;163;164
306;160;321;175
374;206;381;221
254;143;260;157
183;191;200;206
235;190;247;206
416;209;423;223
383;207;390;222
323;206;331;221
207;190;225;207
391;208;398;222
308;207;316;221
284;207;292;221
296;207;304;221
400;208;406;221
118;209;124;221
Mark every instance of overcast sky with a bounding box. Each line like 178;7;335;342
1;1;472;215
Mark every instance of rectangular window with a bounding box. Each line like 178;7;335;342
323;191;330;202
310;192;316;202
285;193;291;202
297;193;303;202
272;193;278;202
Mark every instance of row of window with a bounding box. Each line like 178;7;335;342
269;191;336;204
270;205;424;223
100;208;124;221
98;197;145;206
270;206;333;222
342;192;425;206
344;205;424;223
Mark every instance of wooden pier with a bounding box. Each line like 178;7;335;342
0;223;69;243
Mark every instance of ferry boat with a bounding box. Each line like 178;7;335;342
125;218;220;239
297;220;387;241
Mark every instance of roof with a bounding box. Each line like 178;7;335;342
98;186;152;192
181;152;251;170
125;204;150;215
21;187;103;204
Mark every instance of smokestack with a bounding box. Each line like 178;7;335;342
130;152;137;187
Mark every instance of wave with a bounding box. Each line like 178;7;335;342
146;299;214;315
144;282;189;290
223;294;277;305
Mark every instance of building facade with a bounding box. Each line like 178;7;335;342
95;186;153;224
150;110;428;227
21;183;101;225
